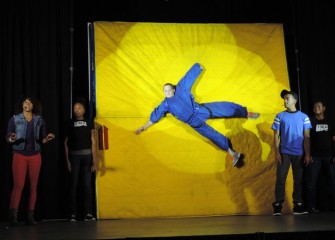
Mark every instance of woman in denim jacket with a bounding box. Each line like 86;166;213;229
6;96;55;226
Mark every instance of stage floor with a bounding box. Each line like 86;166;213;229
1;212;335;240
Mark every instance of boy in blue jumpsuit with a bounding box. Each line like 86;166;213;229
136;63;260;167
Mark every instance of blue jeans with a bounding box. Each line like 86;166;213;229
274;154;304;203
69;154;94;215
305;156;335;210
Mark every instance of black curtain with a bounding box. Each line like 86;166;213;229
293;0;335;118
0;0;73;220
1;0;335;220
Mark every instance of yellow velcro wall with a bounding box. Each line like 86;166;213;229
94;22;293;218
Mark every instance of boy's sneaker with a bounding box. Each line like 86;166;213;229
272;202;282;216
233;153;244;167
84;214;96;221
308;208;319;214
69;214;76;222
247;112;260;119
293;202;308;215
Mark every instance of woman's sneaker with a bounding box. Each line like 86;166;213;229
84;214;96;221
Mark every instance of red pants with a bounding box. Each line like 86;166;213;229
10;152;42;210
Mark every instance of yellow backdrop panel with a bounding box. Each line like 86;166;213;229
93;22;293;218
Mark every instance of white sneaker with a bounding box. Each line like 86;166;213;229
247;112;260;119
84;214;96;221
69;214;76;222
233;153;242;167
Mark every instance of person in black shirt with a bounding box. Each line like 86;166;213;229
64;97;96;221
306;100;335;213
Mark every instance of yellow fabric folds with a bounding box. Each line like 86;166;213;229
94;22;292;218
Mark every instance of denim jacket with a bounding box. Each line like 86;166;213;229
12;113;42;151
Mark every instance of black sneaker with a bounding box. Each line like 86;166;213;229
233;153;245;168
308;208;319;214
84;214;96;221
293;202;308;215
69;214;76;222
272;202;282;216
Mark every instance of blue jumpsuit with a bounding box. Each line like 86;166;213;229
150;63;248;151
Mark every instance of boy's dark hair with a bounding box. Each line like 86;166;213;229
313;99;326;107
74;97;86;108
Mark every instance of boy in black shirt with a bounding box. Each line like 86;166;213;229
64;97;96;221
306;100;335;213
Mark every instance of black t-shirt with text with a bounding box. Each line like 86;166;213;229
65;118;94;151
310;117;335;157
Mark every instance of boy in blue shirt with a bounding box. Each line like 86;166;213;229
271;89;312;215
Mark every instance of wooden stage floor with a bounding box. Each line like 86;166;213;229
1;212;335;240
